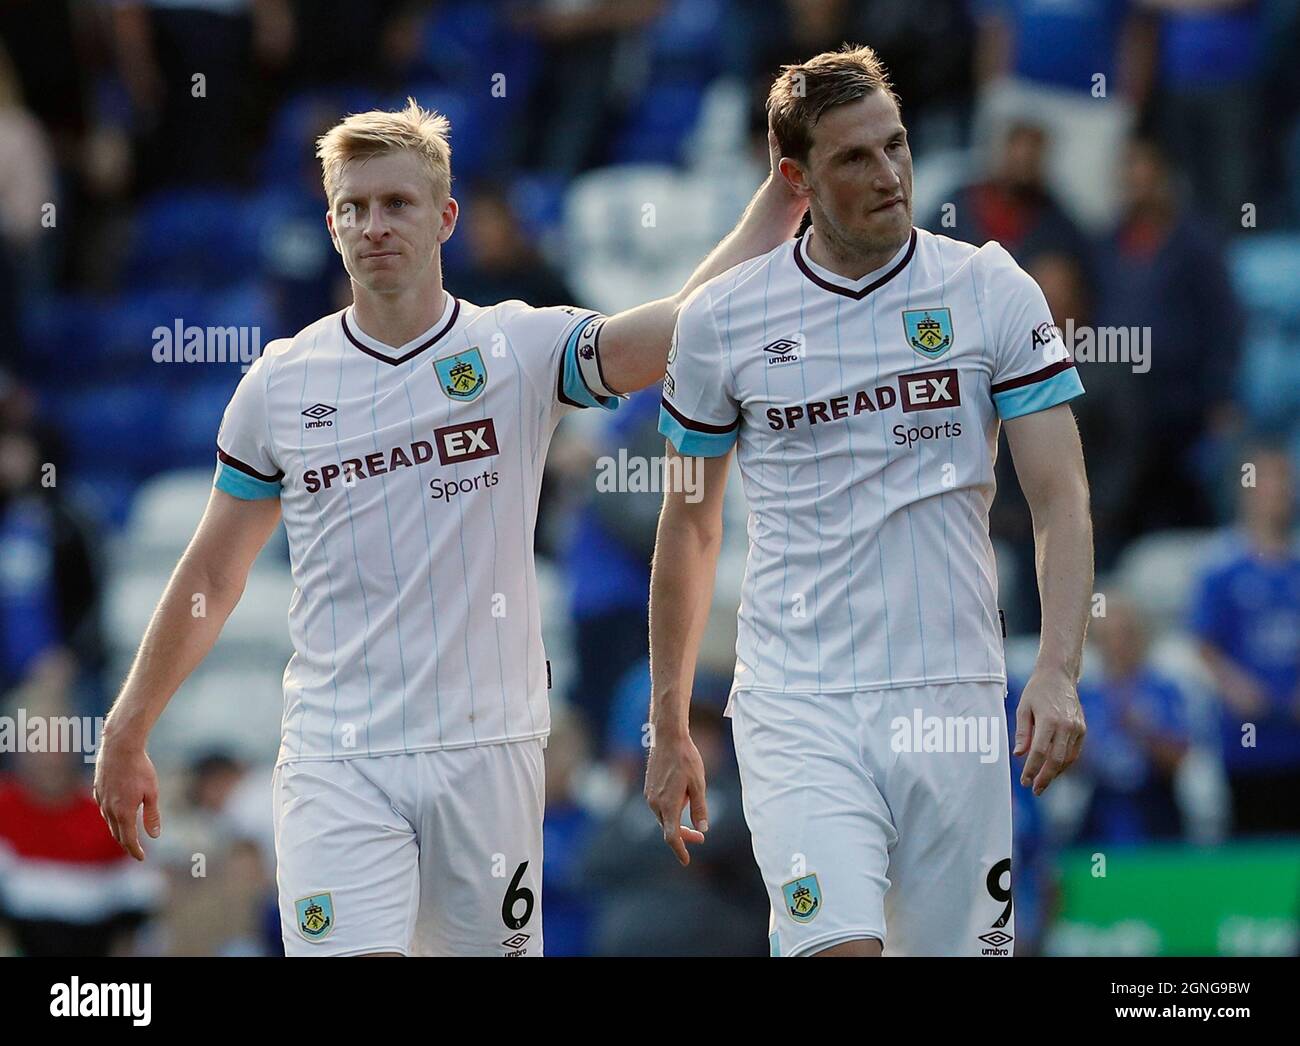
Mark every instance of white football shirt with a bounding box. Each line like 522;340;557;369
214;293;617;764
660;226;1084;697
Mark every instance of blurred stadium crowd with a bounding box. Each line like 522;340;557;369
0;0;1298;956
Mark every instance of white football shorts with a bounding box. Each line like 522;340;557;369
272;738;544;957
729;682;1014;957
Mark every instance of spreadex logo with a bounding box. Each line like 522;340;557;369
766;368;963;446
302;419;500;499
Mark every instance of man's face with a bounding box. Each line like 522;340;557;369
326;149;456;294
1094;600;1146;676
1243;452;1296;530
786;90;913;254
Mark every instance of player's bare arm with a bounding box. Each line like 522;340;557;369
594;132;807;395
1003;402;1093;795
645;445;733;865
94;490;282;860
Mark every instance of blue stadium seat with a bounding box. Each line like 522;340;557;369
646;0;726;79
126;190;264;289
107;287;211;370
164;374;242;470
259;90;349;187
611;82;707;166
21;293;108;381
1238;330;1300;432
387;83;486;178
47;382;170;475
1229;236;1300;432
1229;235;1300;320
69;472;144;531
202;282;280;344
412;1;539;100
509;173;570;240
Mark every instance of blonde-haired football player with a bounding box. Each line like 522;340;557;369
94;98;807;956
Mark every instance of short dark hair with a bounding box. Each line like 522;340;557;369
767;44;900;163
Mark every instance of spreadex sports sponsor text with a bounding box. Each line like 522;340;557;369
302;418;501;501
766;367;963;446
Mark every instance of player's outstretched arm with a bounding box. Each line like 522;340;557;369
1003;402;1093;795
94;489;282;860
594;130;807;395
645;445;732;865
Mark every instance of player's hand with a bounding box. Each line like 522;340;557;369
765;116;803;205
1014;670;1086;796
644;727;709;866
93;733;162;861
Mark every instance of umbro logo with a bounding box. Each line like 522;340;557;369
978;930;1013;955
762;337;801;368
302;403;337;429
502;932;530;956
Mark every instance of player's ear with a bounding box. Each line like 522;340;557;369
325;208;342;255
779;157;813;199
437;196;459;245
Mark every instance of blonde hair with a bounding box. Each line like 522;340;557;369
767;44;899;163
315;97;452;206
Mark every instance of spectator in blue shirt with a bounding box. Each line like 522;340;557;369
1075;597;1191;844
1191;446;1300;835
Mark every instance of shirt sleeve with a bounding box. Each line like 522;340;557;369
213;353;283;500
657;286;739;457
980;241;1086;421
498;302;617;415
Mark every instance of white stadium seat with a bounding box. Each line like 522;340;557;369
1112;528;1222;633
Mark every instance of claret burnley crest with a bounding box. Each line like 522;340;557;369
295;894;334;940
902;307;954;359
434;347;487;402
782;874;822;923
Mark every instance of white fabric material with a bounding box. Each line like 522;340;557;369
730;682;1013;957
272;740;544;956
664;227;1084;699
215;296;600;764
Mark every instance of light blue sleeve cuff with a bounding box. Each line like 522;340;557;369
993;365;1085;421
215;461;281;500
658;404;739;457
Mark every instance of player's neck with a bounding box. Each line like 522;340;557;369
350;280;449;349
805;223;909;281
